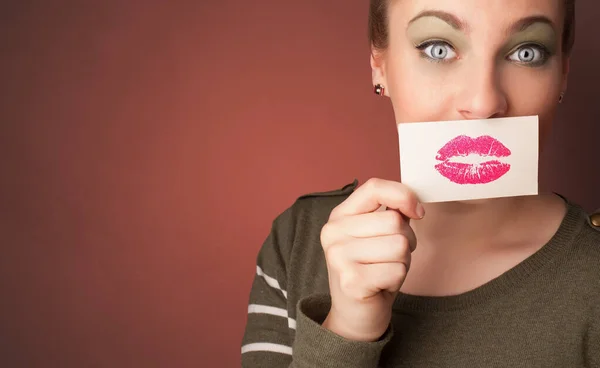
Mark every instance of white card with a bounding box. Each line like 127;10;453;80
397;116;539;203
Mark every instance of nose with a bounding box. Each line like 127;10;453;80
456;64;508;120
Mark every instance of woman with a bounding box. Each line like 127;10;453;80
242;0;600;366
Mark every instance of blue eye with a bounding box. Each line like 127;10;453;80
507;44;549;66
416;41;457;62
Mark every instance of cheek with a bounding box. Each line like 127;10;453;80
384;49;562;132
503;67;562;143
385;51;456;123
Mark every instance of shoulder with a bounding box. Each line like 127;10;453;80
586;208;600;234
272;179;359;242
255;179;359;278
291;179;359;218
566;204;600;285
580;208;600;320
270;180;359;296
578;206;600;248
267;178;358;245
561;201;600;257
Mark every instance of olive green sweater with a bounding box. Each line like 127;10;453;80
241;180;600;367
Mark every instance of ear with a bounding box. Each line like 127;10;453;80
560;55;570;94
370;48;388;96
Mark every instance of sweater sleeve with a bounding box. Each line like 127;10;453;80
290;294;393;368
241;211;295;368
242;202;393;368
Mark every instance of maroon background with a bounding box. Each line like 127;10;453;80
1;1;599;367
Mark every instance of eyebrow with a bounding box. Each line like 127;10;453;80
408;11;556;34
408;10;465;31
509;16;556;33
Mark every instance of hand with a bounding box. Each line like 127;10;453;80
320;178;424;342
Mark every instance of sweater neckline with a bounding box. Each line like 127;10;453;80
392;200;585;313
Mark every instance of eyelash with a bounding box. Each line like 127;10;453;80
509;43;552;67
415;40;455;64
415;40;552;66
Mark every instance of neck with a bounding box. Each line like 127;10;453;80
411;194;565;253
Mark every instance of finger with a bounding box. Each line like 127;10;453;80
321;210;406;246
398;217;417;252
328;234;412;265
322;211;418;252
361;262;408;295
329;178;423;221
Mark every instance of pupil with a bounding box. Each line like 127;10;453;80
434;45;445;58
521;48;533;61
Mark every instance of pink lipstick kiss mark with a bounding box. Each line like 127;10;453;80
435;135;512;185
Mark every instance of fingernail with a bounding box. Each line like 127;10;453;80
416;203;425;218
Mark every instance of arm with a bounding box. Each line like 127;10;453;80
291;294;393;368
241;212;294;367
242;201;394;368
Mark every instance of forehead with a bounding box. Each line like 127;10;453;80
389;0;564;32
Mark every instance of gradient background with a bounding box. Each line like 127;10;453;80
1;1;599;367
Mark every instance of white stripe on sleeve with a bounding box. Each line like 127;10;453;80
247;304;296;330
241;343;293;355
256;265;288;298
287;318;296;330
248;304;287;317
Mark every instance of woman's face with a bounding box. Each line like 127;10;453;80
372;0;570;146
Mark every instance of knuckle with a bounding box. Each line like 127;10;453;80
339;270;361;294
384;209;403;225
398;187;417;206
391;235;410;256
373;264;407;293
320;222;334;247
364;177;382;191
401;227;417;251
394;263;408;278
324;244;345;268
382;264;407;290
408;236;417;252
328;205;342;221
401;184;415;199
